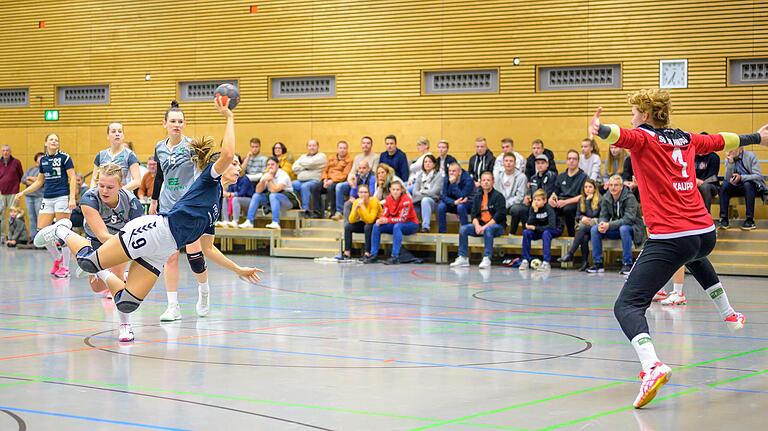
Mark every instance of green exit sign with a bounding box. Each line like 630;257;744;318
44;110;59;121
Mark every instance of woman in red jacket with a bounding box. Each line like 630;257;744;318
363;179;419;265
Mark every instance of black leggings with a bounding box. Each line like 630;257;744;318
567;224;591;258
344;221;374;254
614;230;719;340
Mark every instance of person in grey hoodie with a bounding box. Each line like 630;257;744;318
411;155;443;232
494;152;527;234
719;147;765;230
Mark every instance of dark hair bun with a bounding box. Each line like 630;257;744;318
170;100;180;109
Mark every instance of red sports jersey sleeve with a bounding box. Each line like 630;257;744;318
688;132;725;155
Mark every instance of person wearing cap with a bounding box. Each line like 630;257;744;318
529;153;557;199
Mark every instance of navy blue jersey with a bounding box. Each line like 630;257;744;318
39;151;75;199
164;163;222;248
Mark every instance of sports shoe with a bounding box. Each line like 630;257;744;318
362;255;378;264
334;254;351;261
118;323;135;342
53;266;70;279
741;218;756;231
557;253;573;263
196;289;210;317
331;212;343;221
35;218;73;248
518;259;529;270
479;256;492;269
725;312;746;331
538;261;551;271
226;221;239;228
718;218;729;230
50;256;62;275
383;256;401;265
633;362;672;408
450;256;470;267
652;289;669;302
159;303;182;322
660;291;687;306
215;221;226;228
620;264;633;275
265;222;281;230
586;263;604;273
237;220;254;229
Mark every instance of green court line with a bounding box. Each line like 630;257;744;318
0;380;34;389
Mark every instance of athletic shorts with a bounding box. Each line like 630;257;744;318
117;214;178;276
40;196;70;214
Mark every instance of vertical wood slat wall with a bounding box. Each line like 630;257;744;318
0;0;766;169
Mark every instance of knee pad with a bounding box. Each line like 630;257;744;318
76;246;103;274
114;289;143;313
187;251;207;274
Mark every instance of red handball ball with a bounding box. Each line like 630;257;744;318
214;83;240;110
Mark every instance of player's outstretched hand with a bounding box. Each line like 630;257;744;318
236;266;263;284
214;95;233;118
589;107;603;138
757;123;768;147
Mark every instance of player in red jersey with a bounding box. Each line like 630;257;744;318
589;88;768;409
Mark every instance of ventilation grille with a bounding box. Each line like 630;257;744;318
730;59;768;85
539;65;621;91
58;85;109;105
271;76;335;98
0;88;28;107
424;70;498;94
180;80;238;101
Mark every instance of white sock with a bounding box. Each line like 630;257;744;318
45;243;61;260
118;311;130;325
167;291;178;305
631;333;660;373
198;281;210;294
705;283;734;319
673;283;684;295
96;270;112;281
54;225;73;241
61;248;71;270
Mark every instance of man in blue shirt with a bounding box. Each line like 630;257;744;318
378;135;409;182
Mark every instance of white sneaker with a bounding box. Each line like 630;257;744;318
265;222;281;230
660;292;687;306
214;221;226;228
159;303;182;321
118;323;135;342
450;256;470;267
226;221;238;228
34;218;73;247
538;261;551;272
196;289;210;317
237;220;253;229
519;259;529;270
478;257;492;269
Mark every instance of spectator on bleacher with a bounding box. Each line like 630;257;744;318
587;175;640;275
558;179;601;271
240;157;298;230
620;152;640;201
603;144;627;188
379;134;409;182
75;173;89;199
695;150;720;215
412;155;443;232
21;152;44;238
216;154;254;228
343;159;376;219
437;162;474;233
549;149;587;236
322;140;353;220
5;206;28;247
364;179;419;265
494;152;527;234
525;139;557;179
493;138;525;179
138;156;157;203
519;188;560;271
243;137;267;184
340;184;381;261
579;138;602;180
529;154;557;198
292;139;328;218
719;147;765;230
468;137;495;185
408;137;433;183
272;142;295;180
450;171;506;269
338;136;379;219
436;139;458;175
373;163;400;201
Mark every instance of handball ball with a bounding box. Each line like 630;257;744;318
530;258;542;270
214;83;240;110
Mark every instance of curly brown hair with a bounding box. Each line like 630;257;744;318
628;88;671;127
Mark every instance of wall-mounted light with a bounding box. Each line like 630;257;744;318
145;73;151;81
512;57;521;66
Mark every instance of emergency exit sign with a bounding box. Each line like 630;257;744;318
44;110;59;121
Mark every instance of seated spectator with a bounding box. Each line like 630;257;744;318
579;138;602;180
549;149;587;236
337;136;379;219
529;154;557;198
468;137;495;185
216;154;254;228
588;175;640;275
450;172;506;269
379;135;409;182
138;156;157;203
494;152;527;234
437;162;474;233
272;142;295;180
520;189;560;271
493;138;525;178
364;179;419;265
340;184;381;261
240;157;299;230
343;160;376;219
695;150;720;215
5;206;29;247
719;147;765;230
525;139;557;179
602;144;627;188
435;139;458;175
558;179;601;271
408;137;433;185
412;155;443;232
621;152;639;198
373;163;401;202
322;140;353;220
292;139;328;218
243;137;267;183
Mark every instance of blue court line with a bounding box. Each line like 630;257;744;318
0;404;191;430
711;387;768;394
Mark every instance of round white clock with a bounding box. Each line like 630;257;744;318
660;59;688;89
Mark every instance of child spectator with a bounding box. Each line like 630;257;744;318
5;206;29;247
519;188;561;271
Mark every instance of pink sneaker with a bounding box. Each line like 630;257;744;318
50;257;62;275
53;266;70;279
118;324;135;342
725;312;746;331
634;362;672;408
652;289;668;302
